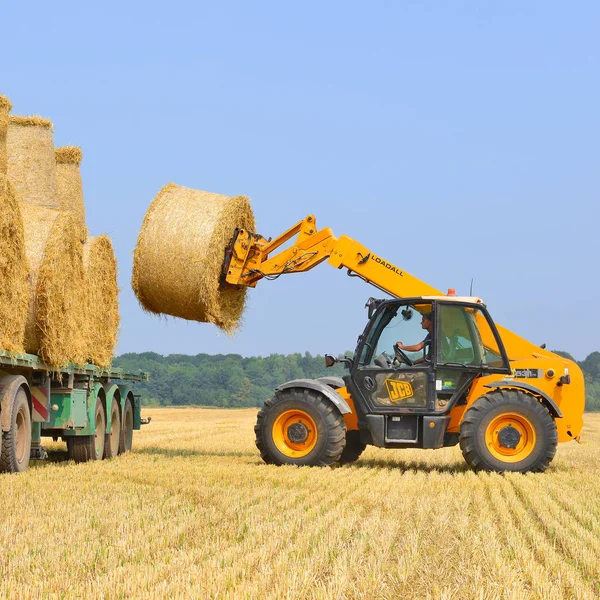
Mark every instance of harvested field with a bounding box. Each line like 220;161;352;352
1;408;599;599
132;183;255;333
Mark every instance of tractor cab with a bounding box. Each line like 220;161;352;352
346;297;511;447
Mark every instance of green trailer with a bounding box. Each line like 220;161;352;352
0;350;148;473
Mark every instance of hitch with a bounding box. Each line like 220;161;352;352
140;417;152;425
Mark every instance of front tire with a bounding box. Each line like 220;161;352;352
0;388;31;473
459;389;557;473
118;398;134;455
104;399;121;459
338;431;366;465
255;388;345;466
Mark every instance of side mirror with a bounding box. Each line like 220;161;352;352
325;354;337;368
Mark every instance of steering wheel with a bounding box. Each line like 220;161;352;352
394;344;413;366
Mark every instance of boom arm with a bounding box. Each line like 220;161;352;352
223;215;558;361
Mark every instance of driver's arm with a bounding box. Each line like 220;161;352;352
396;341;425;352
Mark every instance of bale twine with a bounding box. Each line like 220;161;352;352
0;174;29;352
132;183;255;332
7;115;58;208
55;146;87;242
83;235;120;367
20;204;86;367
0;94;12;175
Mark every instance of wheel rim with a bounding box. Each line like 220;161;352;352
94;405;105;459
15;407;27;464
485;412;536;463
272;409;318;458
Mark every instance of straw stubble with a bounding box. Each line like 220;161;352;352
0;175;29;352
132;183;255;332
83;235;120;367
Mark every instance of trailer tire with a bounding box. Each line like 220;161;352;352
255;388;345;467
67;398;106;463
119;398;134;455
0;387;31;473
338;430;366;465
459;389;557;473
104;399;121;459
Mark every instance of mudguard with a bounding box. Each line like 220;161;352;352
316;376;345;389
276;378;351;415
484;380;563;418
0;375;30;432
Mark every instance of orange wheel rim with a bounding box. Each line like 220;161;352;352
485;412;536;463
272;410;318;458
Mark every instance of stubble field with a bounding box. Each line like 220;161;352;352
1;408;599;599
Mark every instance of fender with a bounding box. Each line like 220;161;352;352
316;376;345;390
484;380;563;418
0;375;30;432
276;378;351;415
102;383;121;434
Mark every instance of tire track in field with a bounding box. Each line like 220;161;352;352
480;472;593;599
506;475;600;591
496;474;596;599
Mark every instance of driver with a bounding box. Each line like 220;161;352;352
396;312;433;365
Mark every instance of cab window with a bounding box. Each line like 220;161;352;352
438;304;505;368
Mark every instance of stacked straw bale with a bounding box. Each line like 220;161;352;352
83;236;120;367
0;94;11;175
132;183;255;332
55;146;87;242
20;204;87;367
7;115;58;208
0;175;29;353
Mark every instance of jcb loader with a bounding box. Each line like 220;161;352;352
222;215;585;472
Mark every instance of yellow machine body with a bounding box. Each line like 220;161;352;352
225;215;585;443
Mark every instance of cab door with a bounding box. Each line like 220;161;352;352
351;300;435;414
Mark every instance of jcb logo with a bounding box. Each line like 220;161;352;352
385;379;414;402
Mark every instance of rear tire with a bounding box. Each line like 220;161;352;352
104;399;121;459
459;389;557;473
338;430;366;465
118;398;134;454
67;397;106;463
255;388;345;466
0;388;31;473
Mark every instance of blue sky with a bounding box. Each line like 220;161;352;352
2;1;598;360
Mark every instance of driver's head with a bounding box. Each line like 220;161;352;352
421;312;433;331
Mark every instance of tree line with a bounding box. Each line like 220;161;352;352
113;350;600;411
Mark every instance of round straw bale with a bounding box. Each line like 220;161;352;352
55;146;87;242
132;183;255;332
83;235;120;367
20;204;86;367
0;174;29;353
7;115;58;208
0;94;12;176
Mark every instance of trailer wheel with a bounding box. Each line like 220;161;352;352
0;387;32;473
459;389;557;473
67;397;106;463
255;388;345;466
338;430;366;465
119;398;134;455
104;399;121;459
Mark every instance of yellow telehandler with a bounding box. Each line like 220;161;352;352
222;215;585;472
